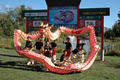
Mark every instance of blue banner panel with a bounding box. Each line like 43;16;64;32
49;9;77;24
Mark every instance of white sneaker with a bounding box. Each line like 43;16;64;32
32;61;34;65
27;61;31;65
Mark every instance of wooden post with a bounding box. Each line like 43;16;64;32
47;6;49;23
100;16;104;61
26;17;28;33
77;6;80;44
46;6;50;42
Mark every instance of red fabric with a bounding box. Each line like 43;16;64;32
14;26;100;74
53;48;56;55
66;49;71;57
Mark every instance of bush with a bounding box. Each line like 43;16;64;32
105;50;120;56
57;47;63;53
96;37;101;42
111;37;120;42
0;37;14;49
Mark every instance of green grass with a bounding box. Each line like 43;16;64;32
0;36;14;49
0;48;120;80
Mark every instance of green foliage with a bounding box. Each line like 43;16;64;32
0;36;14;49
57;47;63;53
105;50;120;56
112;22;120;37
0;5;32;37
112;37;120;41
104;20;120;39
104;41;120;56
0;5;32;49
0;27;3;36
104;28;115;39
96;37;101;42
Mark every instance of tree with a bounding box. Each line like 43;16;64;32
0;13;14;36
112;22;120;37
0;5;32;37
104;28;115;39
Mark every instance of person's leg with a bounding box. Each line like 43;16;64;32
52;48;56;63
76;53;81;63
40;47;44;54
26;48;32;65
31;59;35;65
71;53;76;63
81;54;84;63
66;49;71;59
52;55;56;63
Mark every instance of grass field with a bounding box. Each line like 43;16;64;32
0;48;120;80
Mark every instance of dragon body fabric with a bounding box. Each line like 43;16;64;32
14;26;100;74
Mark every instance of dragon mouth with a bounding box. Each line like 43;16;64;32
14;26;100;74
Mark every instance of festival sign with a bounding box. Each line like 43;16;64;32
80;19;102;27
79;15;103;27
27;17;47;27
80;8;110;16
49;7;77;25
22;10;47;17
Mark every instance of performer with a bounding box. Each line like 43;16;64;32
63;37;72;59
24;36;32;50
44;41;53;59
50;40;57;63
77;44;86;63
76;37;86;49
72;43;86;63
44;48;53;59
72;45;79;63
34;38;44;54
60;50;71;66
24;36;34;65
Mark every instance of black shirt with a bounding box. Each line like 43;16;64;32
44;51;52;58
72;48;79;54
76;43;85;48
50;42;57;48
65;42;72;50
25;40;32;48
35;42;43;50
60;54;66;62
44;46;50;52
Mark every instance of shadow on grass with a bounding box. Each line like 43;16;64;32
0;61;46;72
0;53;23;58
0;60;83;75
104;59;120;69
106;63;120;68
114;64;120;68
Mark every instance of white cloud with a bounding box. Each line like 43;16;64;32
0;4;11;9
0;4;11;13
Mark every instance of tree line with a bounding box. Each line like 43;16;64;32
0;5;32;37
104;22;120;39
